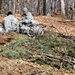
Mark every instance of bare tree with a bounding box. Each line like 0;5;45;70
0;0;2;13
0;0;75;19
60;0;65;16
43;0;46;15
37;0;41;15
13;0;16;14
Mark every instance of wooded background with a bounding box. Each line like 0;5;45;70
0;0;75;19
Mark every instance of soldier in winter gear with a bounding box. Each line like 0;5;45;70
2;11;19;32
20;8;39;25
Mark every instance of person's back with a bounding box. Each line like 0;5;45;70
2;11;19;32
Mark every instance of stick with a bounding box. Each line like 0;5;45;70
38;53;75;64
58;20;75;22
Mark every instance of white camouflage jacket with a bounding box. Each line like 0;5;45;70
2;15;19;32
20;12;39;25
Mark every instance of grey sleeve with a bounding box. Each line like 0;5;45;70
2;20;5;30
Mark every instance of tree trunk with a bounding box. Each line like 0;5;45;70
37;0;41;15
70;0;74;19
60;0;65;16
13;0;16;14
43;0;46;15
0;0;74;19
8;0;12;11
0;0;2;13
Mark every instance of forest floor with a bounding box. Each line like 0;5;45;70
0;14;75;75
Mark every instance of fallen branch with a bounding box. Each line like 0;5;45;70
38;53;75;64
58;20;75;22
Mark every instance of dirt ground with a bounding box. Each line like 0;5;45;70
34;16;75;36
0;57;75;75
0;14;75;75
0;14;75;44
1;14;75;36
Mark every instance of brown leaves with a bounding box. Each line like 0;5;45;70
34;16;75;36
0;37;12;45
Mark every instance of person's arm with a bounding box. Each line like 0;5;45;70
2;20;4;28
2;19;10;32
27;12;33;21
2;19;6;30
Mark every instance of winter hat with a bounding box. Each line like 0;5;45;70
23;8;28;12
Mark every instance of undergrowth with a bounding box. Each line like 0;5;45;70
0;32;75;70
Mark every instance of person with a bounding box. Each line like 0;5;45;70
19;8;43;36
2;11;19;32
20;7;39;25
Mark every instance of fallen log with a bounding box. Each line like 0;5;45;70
58;20;75;22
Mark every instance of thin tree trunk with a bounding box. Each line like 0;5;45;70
60;0;65;16
70;0;74;19
43;0;46;15
37;0;40;15
13;0;16;14
0;0;2;13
